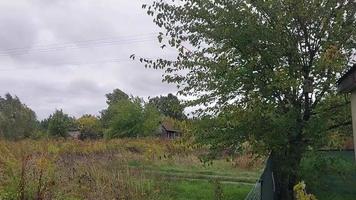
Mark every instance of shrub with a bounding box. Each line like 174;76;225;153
76;115;103;140
294;181;317;200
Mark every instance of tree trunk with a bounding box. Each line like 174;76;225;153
271;142;304;200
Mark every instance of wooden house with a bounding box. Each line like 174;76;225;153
158;121;181;139
337;64;356;159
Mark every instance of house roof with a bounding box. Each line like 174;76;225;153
161;121;180;133
337;64;356;84
337;64;356;93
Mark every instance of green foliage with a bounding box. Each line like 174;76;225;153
101;89;130;129
101;89;162;139
143;0;355;198
105;88;129;106
148;93;186;120
294;181;317;200
39;118;50;132
300;151;356;199
47;109;74;138
105;99;144;138
30;130;48;140
142;103;162;136
0;93;37;140
76;114;103;139
306;94;352;149
105;98;161;138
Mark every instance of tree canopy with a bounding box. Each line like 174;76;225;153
104;98;161;138
0;93;37;140
148;93;186;120
105;89;129;106
143;0;355;199
101;89;130;129
47;109;75;138
101;89;161;139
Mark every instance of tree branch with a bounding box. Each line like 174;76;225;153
327;120;352;131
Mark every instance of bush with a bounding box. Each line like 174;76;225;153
294;181;317;200
76;115;103;140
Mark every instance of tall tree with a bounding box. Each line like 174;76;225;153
0;93;37;139
47;109;74;138
101;89;130;128
148;93;186;120
143;1;355;199
105;89;129;106
142;103;162;136
104;98;160;138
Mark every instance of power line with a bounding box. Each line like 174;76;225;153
0;57;163;72
0;33;160;56
0;59;131;71
0;32;158;52
0;38;154;56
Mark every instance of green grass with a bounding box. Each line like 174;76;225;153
127;154;259;199
156;179;252;200
136;158;259;199
150;159;261;177
127;157;261;180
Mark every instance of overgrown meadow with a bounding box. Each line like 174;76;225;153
0;139;262;200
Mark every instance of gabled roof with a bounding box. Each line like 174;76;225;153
337;64;356;93
337;64;356;84
161;121;180;133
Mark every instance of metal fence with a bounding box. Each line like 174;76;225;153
245;181;261;200
245;155;276;200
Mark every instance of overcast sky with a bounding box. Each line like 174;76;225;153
0;0;180;119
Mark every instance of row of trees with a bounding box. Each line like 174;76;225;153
0;90;186;140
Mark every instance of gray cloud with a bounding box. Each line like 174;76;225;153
0;2;38;54
0;0;178;119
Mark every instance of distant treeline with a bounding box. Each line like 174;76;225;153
0;89;187;140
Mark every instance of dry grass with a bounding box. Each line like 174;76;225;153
0;139;260;200
233;154;264;170
0;139;176;200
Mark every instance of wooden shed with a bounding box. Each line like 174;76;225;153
337;64;356;160
159;121;181;139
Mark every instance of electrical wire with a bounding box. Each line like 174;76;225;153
0;33;159;56
0;56;165;72
0;58;134;71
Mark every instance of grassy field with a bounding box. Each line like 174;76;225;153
0;139;261;200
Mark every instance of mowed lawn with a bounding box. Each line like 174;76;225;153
0;139;260;200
